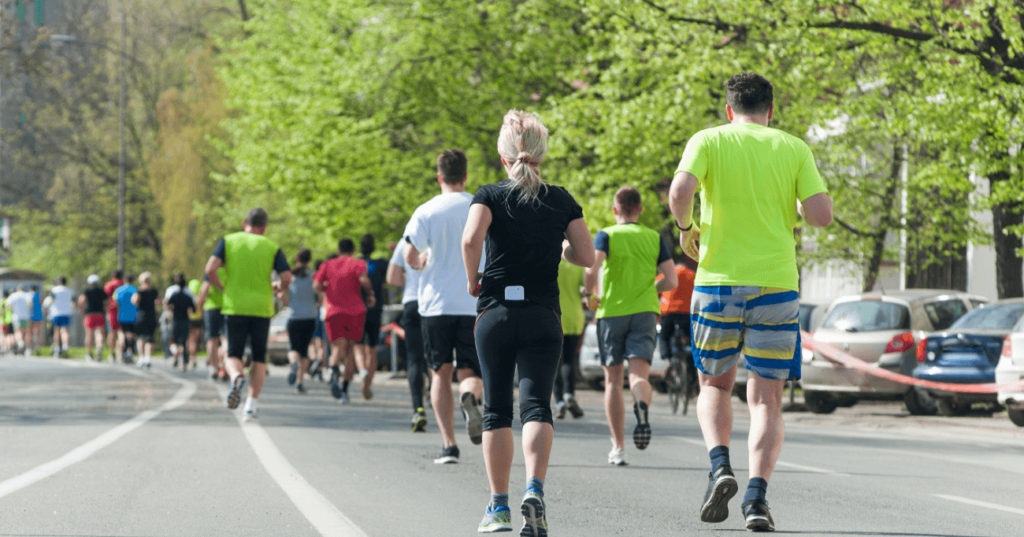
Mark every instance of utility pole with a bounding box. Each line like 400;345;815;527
118;9;126;272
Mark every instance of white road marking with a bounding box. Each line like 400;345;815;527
0;369;196;500
671;436;849;476
934;495;1024;516
214;383;368;537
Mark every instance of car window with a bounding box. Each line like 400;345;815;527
969;299;988;309
798;304;818;332
951;303;1024;330
821;301;910;332
923;300;970;331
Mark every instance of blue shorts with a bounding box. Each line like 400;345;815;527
690;286;801;381
52;316;70;327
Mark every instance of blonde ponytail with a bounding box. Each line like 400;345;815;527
497;110;549;204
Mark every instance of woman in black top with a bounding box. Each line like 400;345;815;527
461;110;595;534
132;272;161;368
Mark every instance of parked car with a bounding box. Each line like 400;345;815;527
266;307;293;365
912;299;1024;416
996;315;1024;427
579;321;670;390
801;290;987;415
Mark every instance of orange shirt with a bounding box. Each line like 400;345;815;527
659;265;696;315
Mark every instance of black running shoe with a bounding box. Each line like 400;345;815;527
633;401;651;450
565;394;584;418
295;383;307;394
433;445;459;464
287;362;299;386
461;392;483;445
743;499;775;532
226;375;247;410
329;369;342;400
700;465;738;523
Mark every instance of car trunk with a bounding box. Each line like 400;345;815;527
812;328;903;365
926;330;1005;368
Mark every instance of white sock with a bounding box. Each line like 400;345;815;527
244;397;256;412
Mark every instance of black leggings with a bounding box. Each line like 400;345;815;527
659;312;692;361
553;334;581;402
475;303;563;431
287;318;317;358
401;301;425;411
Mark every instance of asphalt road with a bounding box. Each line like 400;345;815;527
1;356;1022;537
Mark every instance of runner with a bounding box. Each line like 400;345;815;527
403;150;486;463
462;109;596;534
9;284;34;356
669;72;833;531
284;248;317;394
584;186;678;466
166;284;196;372
78;275;108;361
307;259;327;381
197;268;228;381
554;258;586;419
204;207;292;422
114;274;139;364
164;273;191;365
354;234;388;400
104;270;124;362
313;238;374;404
2;290;14;354
186;279;204;370
386;238;427;432
657;256;697;369
29;285;44;354
50;277;75;359
132;272;161;368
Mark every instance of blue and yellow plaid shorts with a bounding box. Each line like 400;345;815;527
690;286;801;381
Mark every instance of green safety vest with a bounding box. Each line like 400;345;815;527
204;268;226;310
221;231;279;318
596;223;661;319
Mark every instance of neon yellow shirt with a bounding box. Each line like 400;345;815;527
557;259;585;336
676;122;827;291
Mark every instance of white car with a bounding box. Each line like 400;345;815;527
995;316;1024;427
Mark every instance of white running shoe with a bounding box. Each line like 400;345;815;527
608;440;628;466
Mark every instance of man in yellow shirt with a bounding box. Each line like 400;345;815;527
669;72;833;532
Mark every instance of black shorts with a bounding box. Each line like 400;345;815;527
173;319;191;346
135;311;157;341
225;315;271;364
361;309;382;346
204;309;224;339
189;319;204;330
120;322;136;334
421;314;480;376
287;318;317;358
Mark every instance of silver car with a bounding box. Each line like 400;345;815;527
579;322;670;390
995;315;1024;427
801;289;987;415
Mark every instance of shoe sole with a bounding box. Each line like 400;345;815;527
608;459;629;466
433;456;458;465
227;377;246;410
330;382;342;400
412;417;427;433
700;474;738;523
479;524;513;533
567;400;584;419
746;515;775;532
462;393;483;445
520;496;547;537
243;413;258;423
633;422;651;450
362;386;373;400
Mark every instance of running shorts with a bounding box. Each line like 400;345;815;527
14;318;29;329
172;319;191;346
225;315;271;363
135;311;157;341
52;316;70;328
325;313;365;343
107;310;121;331
421;315;480;376
287;318;317;357
313;318;325;339
189;319;204;330
204;309;224;339
120;322;136;334
690;286;801;381
84;313;106;331
596;312;657;366
361;309;382;346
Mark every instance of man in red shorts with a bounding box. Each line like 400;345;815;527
104;270;124;362
313;238;375;404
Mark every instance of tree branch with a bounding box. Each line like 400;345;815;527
808;20;935;42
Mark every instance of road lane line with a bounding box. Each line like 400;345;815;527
671;436;849;476
214;383;368;537
0;369;196;500
934;495;1024;516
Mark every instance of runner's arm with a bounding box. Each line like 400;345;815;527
562;218;596;268
655;260;679;293
799;192;833;227
204;256;225;291
403;242;428;271
278;270;293;291
77;295;86;315
461;204;491;298
358;273;376;308
386;263;405;287
584;251;607;311
196;281;210;311
669;172;700;260
131;292;140;307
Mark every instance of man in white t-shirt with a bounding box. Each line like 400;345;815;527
9;285;34;355
402;149;485;464
50;277;75;358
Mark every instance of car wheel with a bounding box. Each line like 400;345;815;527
1007;409;1024;427
804;391;838;414
734;384;747;403
836;396;857;408
937;400;969;417
903;389;938;416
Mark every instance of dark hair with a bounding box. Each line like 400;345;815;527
293;248;312;277
360;234;375;257
56;276;67;285
338;238;355;254
245;207;269;228
112;270;123;279
31;284;38;292
437;149;468;185
326;252;339;260
125;273;136;285
313;259;325;271
173;272;186;288
614;186;642;216
726;72;773;115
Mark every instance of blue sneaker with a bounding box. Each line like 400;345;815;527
287;362;299;386
520;489;547;537
226;375;246;410
478;505;512;533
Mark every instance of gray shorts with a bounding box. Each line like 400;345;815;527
596;312;657;366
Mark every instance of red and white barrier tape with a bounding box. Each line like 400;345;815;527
800;331;1024;394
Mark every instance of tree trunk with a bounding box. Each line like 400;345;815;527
862;231;886;292
238;0;250;21
990;171;1024;299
